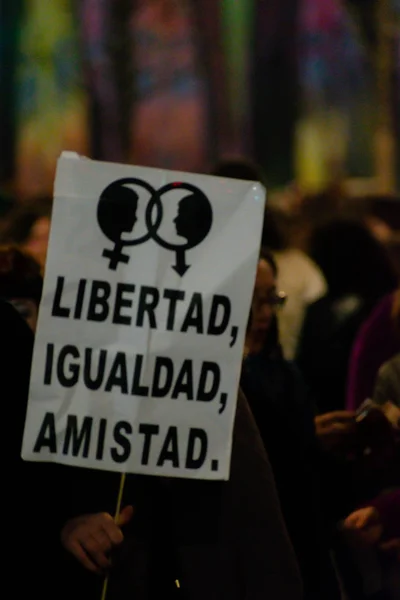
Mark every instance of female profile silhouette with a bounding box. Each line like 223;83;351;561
98;177;162;270
97;182;139;244
97;180;142;270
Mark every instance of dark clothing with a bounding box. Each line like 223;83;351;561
53;389;302;600
1;300;60;594
297;293;377;413
3;299;34;459
4;297;301;600
241;350;341;600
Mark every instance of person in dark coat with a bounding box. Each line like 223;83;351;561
2;299;58;594
241;249;342;600
55;386;302;600
4;297;302;599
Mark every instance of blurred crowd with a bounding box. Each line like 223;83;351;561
2;159;400;600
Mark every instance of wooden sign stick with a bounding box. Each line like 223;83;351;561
100;473;127;600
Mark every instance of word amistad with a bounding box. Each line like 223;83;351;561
33;413;218;472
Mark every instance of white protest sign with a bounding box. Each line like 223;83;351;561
21;152;265;480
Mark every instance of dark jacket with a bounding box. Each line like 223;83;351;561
297;293;377;413
5;293;302;600
2;300;62;594
52;389;302;600
241;349;341;600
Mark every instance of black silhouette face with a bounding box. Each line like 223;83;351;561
99;179;213;274
174;192;212;247
174;196;193;241
120;198;138;234
98;184;138;242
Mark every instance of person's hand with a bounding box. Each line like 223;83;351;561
61;505;134;573
380;538;400;562
343;507;383;546
315;411;356;453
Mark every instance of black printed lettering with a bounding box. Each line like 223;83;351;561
163;289;185;330
207;295;231;335
229;325;238;348
151;357;174;397
52;276;71;318
139;423;160;465
181;293;204;334
63;415;93;458
96;418;108;460
172;360;194;400
83;348;107;390
74;279;87;319
105;352;128;394
131;354;149;396
219;393;228;414
87;280;111;322
197;362;220;402
113;283;135;325
136;286;159;328
157;426;179;468
33;412;57;453
44;343;54;385
57;345;80;387
111;421;132;463
185;428;208;469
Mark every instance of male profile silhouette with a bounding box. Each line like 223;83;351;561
98;181;139;270
174;191;212;246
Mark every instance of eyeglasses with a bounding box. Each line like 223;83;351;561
253;291;287;309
